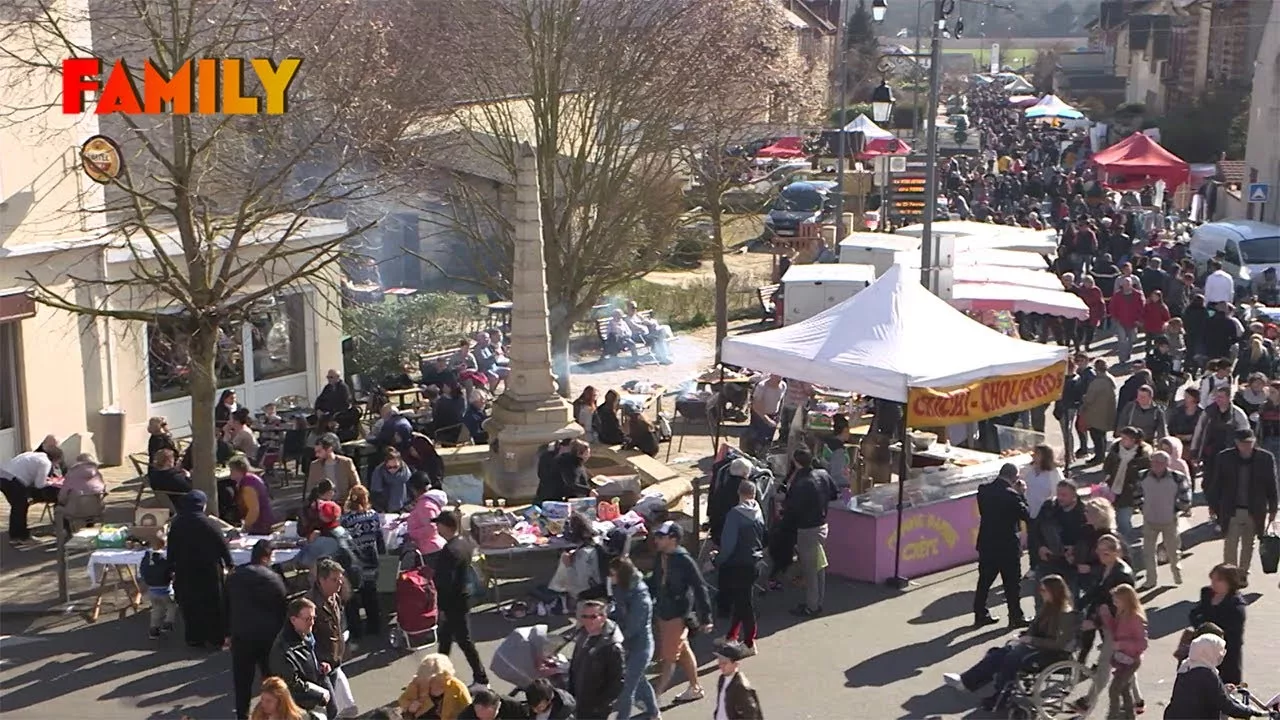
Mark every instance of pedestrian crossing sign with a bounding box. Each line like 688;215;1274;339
1248;182;1270;203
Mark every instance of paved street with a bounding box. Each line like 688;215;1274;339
3;500;1278;719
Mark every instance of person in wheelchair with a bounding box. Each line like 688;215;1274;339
943;574;1078;711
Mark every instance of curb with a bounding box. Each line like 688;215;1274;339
0;601;90;617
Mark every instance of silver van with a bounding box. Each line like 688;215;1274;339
1188;220;1280;291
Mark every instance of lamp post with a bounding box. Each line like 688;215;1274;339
871;80;895;232
873;0;959;592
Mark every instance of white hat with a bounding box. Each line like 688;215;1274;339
425;489;449;507
729;458;753;478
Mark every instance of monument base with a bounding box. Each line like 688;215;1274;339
484;395;583;501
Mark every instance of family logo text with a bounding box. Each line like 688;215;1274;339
62;58;302;115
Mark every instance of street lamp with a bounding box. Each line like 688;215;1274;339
871;0;888;23
871;81;895;124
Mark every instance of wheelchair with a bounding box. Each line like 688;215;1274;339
996;617;1090;719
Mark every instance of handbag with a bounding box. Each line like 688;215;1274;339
1260;523;1280;575
1172;626;1196;661
329;667;357;717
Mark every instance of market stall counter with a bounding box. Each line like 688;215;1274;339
826;444;1032;584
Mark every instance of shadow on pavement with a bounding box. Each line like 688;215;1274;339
844;626;1008;688
910;590;979;625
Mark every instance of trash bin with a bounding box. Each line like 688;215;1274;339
97;407;125;467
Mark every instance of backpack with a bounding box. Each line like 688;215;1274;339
139;550;172;589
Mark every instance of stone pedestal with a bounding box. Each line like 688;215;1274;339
483;142;582;500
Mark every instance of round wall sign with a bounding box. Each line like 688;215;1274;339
80;135;123;184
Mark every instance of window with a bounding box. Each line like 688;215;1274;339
251;294;307;381
147;316;244;402
0;324;19;431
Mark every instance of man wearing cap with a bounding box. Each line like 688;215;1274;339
1206;428;1279;588
295;500;363;588
782;447;837;618
227;539;289;719
716;480;766;654
651;520;713;702
973;463;1030;628
709;457;755;546
712;642;763;720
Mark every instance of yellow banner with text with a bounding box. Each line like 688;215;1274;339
906;361;1068;426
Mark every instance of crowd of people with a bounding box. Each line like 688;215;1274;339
913;81;1280;720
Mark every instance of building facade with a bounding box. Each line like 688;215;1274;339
0;8;346;461
1239;0;1280;224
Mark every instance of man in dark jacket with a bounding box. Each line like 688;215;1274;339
716;479;766;652
974;463;1030;628
227;540;288;720
782;447;838;617
498;678;575;720
268;597;335;717
567;599;625;719
433;510;490;685
1206;429;1279;587
1033;481;1087;599
534;439;573;504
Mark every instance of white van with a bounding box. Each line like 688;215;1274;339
1188;220;1280;292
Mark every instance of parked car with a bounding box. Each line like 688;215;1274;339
716;161;812;213
763;180;838;238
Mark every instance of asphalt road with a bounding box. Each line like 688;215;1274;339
3;502;1278;720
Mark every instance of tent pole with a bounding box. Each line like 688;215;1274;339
888;404;911;589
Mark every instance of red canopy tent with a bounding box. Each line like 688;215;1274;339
755;136;806;159
859;136;912;160
1089;132;1190;190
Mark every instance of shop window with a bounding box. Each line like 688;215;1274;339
0;324;18;430
147;315;245;402
251;294;307;381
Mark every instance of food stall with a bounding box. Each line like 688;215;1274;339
720;265;1068;585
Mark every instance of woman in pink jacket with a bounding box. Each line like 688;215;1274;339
1100;584;1149;719
406;473;449;557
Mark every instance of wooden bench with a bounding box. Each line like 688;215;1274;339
756;284;780;322
595;310;656;361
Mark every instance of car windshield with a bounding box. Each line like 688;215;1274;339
1239;237;1280;264
773;187;824;212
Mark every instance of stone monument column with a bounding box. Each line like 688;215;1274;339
484;142;583;500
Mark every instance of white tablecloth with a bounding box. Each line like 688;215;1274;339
86;541;301;588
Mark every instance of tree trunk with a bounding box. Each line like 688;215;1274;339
550;319;573;398
709;201;730;364
187;319;220;517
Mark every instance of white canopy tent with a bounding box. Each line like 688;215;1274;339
950;282;1089;319
894;221;1059;255
720;265;1068;402
1004;76;1035;93
841;113;897;139
1025;94;1084;120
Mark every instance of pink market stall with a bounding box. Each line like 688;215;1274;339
720;265;1068;585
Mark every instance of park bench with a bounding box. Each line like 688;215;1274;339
595;309;658;362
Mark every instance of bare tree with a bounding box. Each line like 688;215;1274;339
676;0;825;354
428;0;811;394
0;0;444;513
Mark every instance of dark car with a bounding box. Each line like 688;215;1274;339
764;180;838;238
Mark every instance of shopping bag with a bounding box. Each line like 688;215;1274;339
1259;524;1280;575
330;667;357;717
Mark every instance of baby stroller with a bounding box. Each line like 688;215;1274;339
490;624;574;691
388;549;439;651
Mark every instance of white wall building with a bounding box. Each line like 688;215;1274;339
0;6;346;461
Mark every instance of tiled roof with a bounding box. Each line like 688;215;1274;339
1216;160;1246;184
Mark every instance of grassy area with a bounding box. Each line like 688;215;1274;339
944;47;1039;68
614;275;761;332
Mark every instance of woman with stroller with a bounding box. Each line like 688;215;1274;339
609;557;662;720
942;574;1077;711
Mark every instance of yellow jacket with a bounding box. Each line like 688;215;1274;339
397;675;471;720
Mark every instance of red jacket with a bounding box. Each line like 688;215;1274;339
1109;291;1144;329
1142;300;1171;334
1078;285;1105;326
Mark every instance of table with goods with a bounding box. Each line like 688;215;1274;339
824;426;1041;584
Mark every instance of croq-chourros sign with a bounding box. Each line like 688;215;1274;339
62;58;301;115
906;360;1068;425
